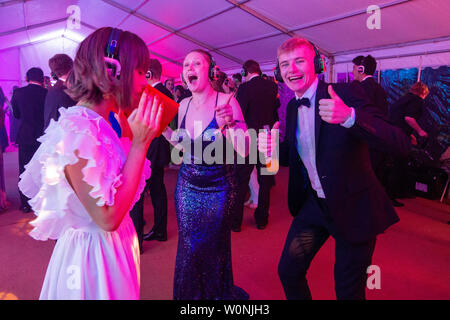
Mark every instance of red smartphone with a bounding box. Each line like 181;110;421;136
145;84;179;137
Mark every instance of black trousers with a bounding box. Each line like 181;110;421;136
147;165;168;235
130;165;168;251
18;142;40;208
232;162;275;228
278;188;376;300
387;155;412;198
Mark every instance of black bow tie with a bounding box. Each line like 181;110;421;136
295;97;311;108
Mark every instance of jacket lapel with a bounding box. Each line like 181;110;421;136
287;98;299;149
314;80;328;150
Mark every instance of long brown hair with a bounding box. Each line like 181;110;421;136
66;27;150;112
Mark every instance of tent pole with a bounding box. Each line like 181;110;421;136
378;60;381;83
417;55;423;82
346;63;349;83
328;56;335;83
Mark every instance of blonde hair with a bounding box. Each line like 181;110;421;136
410;82;429;98
277;37;316;59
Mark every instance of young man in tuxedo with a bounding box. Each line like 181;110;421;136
234;59;279;231
260;37;410;299
44;54;77;130
130;59;171;253
11;67;48;212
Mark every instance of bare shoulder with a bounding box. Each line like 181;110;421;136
177;96;191;125
178;96;191;113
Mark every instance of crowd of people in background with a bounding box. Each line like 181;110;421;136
0;52;429;215
0;27;435;300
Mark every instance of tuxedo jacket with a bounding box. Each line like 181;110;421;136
281;80;410;243
11;84;47;145
359;77;388;116
146;82;173;167
43;80;77;130
236;76;279;130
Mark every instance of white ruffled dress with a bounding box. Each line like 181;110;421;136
19;106;151;300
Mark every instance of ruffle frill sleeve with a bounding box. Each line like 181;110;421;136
18;108;151;240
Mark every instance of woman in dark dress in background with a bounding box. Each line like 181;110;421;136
163;49;249;300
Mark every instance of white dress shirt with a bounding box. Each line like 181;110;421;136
295;78;325;198
295;79;355;199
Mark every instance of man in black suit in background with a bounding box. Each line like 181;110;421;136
352;55;388;115
44;54;77;130
130;59;171;253
259;38;410;299
234;59;279;231
351;55;397;205
11;67;48;212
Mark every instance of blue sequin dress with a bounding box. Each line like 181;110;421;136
173;93;249;300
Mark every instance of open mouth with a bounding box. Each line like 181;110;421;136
188;75;198;83
288;75;304;82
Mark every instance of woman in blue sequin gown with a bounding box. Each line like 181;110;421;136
163;49;249;300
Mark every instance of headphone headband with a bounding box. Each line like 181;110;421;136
105;28;122;79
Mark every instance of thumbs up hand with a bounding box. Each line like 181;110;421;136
318;85;352;124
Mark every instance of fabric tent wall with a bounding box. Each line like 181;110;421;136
0;36;78;96
19;37;78;84
0;36;78;147
0;48;21;102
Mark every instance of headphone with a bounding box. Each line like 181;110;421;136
50;71;58;81
241;67;248;77
274;40;324;83
181;50;217;85
357;56;369;75
104;28;122;79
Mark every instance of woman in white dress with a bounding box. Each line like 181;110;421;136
18;27;163;300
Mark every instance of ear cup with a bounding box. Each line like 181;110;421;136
273;62;284;83
311;43;324;74
314;56;321;74
181;73;187;85
357;65;365;74
357;56;366;74
208;56;217;81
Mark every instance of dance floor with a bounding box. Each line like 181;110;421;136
0;151;449;300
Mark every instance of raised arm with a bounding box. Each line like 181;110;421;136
320;83;411;158
215;93;249;158
64;93;163;232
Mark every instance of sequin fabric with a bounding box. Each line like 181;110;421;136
173;95;249;300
